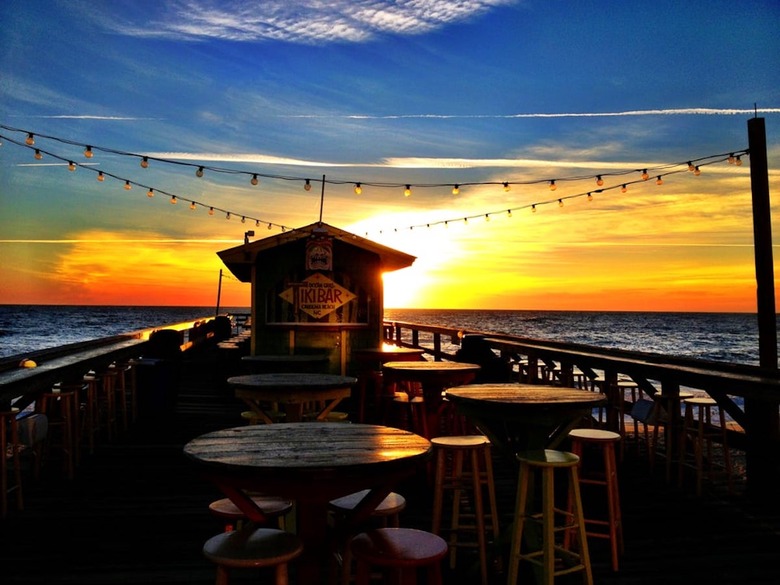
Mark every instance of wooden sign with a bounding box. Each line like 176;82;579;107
279;272;356;319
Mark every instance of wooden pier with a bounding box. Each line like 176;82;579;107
2;341;780;584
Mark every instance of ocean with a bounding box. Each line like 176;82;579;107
0;305;770;366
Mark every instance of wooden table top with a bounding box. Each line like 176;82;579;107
183;423;431;491
241;354;329;363
227;372;357;389
445;383;606;408
383;360;480;373
352;346;425;362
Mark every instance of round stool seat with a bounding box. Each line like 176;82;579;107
569;428;621;442
329;489;406;518
203;527;303;569
517;448;580;467
209;496;293;521
683;396;717;407
430;434;489;449
350;527;447;569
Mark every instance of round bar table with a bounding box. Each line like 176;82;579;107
444;383;607;457
351;346;425;423
382;361;481;437
227;373;356;424
184;423;432;583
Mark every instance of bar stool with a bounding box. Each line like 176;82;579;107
650;391;694;480
507;449;592;585
350;527;448;585
208;495;294;531
111;362;131;432
1;408;24;517
567;428;623;571
431;435;498;585
81;373;101;454
328;489;407;585
678;397;733;496
96;369;119;441
35;387;79;479
392;393;428;438
202;526;304;585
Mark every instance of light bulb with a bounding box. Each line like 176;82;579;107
68;161;76;172
34;149;42;160
452;185;460;195
195;166;204;178
25;133;34;145
404;185;411;197
549;180;556;191
621;184;627;193
507;209;512;217
596;175;604;186
209;207;214;216
687;161;695;172
267;223;272;230
485;214;490;221
558;199;564;207
147;188;154;198
728;153;735;164
656;176;663;185
735;156;742;166
124;180;132;190
97;171;105;182
531;204;537;213
241;216;246;224
694;166;701;176
641;169;649;181
503;182;510;192
191;202;197;210
587;192;593;201
84;146;93;159
304;179;311;191
226;212;231;219
354;183;362;195
250;174;259;186
140;157;149;169
170;195;177;204
255;220;260;227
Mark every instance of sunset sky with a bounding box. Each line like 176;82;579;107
1;0;779;311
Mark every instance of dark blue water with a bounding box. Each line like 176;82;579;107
0;305;768;366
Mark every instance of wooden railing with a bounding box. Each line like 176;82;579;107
383;319;780;501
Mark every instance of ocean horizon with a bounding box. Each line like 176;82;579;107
0;304;771;366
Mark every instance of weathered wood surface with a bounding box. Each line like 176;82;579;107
2;342;780;584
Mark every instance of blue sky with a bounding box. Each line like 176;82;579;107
1;0;779;309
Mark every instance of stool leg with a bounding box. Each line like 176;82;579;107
568;466;594;585
540;467;555;585
603;443;623;570
448;450;464;568
432;448;446;534
468;447;488;585
507;461;530;585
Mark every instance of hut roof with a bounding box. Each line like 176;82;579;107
217;222;416;282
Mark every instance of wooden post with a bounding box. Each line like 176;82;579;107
746;116;780;504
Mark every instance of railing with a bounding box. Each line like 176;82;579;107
383;319;780;501
0;316;224;412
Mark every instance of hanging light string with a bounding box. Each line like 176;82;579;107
0;125;748;237
0;131;293;233
0;123;748;195
364;151;749;235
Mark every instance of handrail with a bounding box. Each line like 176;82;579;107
383;319;780;501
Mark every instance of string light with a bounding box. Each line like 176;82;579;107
25;133;34;145
687;161;695;172
735;155;742;166
304;179;311;191
621;184;627;193
226;212;231;219
656;176;663;185
587;192;593;201
34;149;42;160
190;202;197;210
532;205;537;213
140;156;149;169
503;182;510;192
250;174;259;186
549;180;557;191
694;166;701;176
558;199;564;207
124;180;132;190
241;216;246;224
208;207;214;216
728;153;736;164
147;188;154;198
641;169;649;180
170;195;177;204
84;146;93;158
507;209;512;218
67;161;75;172
404;185;411;197
596;175;604;186
195;166;204;178
354;182;362;195
452;185;460;195
97;171;105;182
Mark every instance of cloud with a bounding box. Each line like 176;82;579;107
104;0;516;44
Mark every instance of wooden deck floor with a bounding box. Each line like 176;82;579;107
2;343;779;584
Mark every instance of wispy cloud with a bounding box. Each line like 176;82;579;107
20;115;160;120
104;0;515;44
284;108;780;119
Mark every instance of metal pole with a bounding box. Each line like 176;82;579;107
215;269;223;317
746;116;779;504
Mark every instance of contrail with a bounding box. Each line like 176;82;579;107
284;107;780;119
